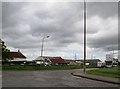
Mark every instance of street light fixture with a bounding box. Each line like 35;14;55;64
41;36;50;58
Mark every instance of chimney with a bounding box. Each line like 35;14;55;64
18;49;20;53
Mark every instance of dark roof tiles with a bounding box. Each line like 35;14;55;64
4;52;26;58
49;57;66;63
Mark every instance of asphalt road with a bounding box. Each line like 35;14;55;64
2;69;119;87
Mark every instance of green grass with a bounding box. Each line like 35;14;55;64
2;65;96;71
2;65;83;71
86;66;120;78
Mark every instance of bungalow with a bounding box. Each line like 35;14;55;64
78;59;101;66
49;57;67;66
34;56;67;66
2;50;26;65
65;60;79;65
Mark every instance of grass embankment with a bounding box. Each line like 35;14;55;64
86;66;120;78
2;65;96;71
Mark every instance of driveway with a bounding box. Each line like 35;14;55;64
2;69;119;87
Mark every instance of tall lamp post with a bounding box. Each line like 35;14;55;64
41;36;50;58
83;0;87;74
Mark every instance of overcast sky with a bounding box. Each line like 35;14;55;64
1;0;119;61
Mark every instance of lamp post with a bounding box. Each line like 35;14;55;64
83;0;87;74
41;36;50;58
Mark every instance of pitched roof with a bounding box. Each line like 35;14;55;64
49;57;66;63
4;51;26;58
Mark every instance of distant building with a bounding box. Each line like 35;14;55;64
34;56;67;66
97;62;106;68
49;57;67;66
65;60;76;65
9;50;26;61
76;59;101;66
34;56;44;65
2;50;26;65
105;54;118;67
65;60;82;65
65;59;101;66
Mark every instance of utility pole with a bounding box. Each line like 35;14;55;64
113;48;114;58
75;53;77;60
91;55;93;60
94;56;95;60
83;0;87;74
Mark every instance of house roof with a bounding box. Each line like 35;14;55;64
49;57;66;63
35;56;67;63
4;51;26;59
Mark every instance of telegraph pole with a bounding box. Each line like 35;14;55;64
83;0;87;73
113;48;114;58
75;53;77;60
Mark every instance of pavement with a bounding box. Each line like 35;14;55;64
71;69;120;85
2;70;119;87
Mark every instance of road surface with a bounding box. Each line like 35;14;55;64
2;69;119;87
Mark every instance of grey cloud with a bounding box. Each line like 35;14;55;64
5;34;41;49
3;24;31;40
88;33;118;51
87;2;118;18
2;2;27;28
2;2;118;53
87;28;99;34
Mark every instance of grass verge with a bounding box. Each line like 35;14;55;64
2;65;96;71
86;66;120;78
2;65;82;71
